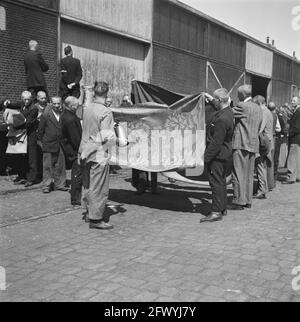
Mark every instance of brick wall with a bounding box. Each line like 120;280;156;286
0;0;58;101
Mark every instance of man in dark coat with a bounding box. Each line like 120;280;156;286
200;88;234;223
37;97;67;193
283;97;300;184
59;46;83;100
61;96;82;205
4;92;40;186
24;40;49;97
0;99;8;175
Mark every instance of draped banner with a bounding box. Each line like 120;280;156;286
110;81;206;174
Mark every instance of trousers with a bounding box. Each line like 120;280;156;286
287;144;300;182
232;149;256;206
255;156;268;195
207;160;229;213
82;162;110;221
43;147;66;189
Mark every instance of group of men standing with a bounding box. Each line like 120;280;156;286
201;85;300;223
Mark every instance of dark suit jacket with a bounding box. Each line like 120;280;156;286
232;100;263;153
24;50;49;88
289;107;300;145
61;109;82;164
205;106;234;164
60;56;82;89
38;110;62;153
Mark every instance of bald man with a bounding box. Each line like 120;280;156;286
283;97;300;184
229;85;263;211
35;91;51;121
200;88;234;223
24;40;49;97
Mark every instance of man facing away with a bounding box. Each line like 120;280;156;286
38;97;67;193
283;97;300;184
229;85;263;211
59;46;83;100
79;82;116;230
253;95;273;200
24;40;49;97
200;88;234;223
61;96;82;206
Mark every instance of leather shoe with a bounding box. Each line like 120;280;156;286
89;222;114;230
56;187;69;192
244;204;252;209
253;194;266;200
200;213;223;223
296;180;300;183
14;178;27;185
227;204;244;211
282;181;295;185
43;188;51;194
222;210;228;217
25;181;34;188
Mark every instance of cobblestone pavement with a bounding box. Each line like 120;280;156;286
0;170;300;302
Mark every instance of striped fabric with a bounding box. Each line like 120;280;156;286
232;101;263;153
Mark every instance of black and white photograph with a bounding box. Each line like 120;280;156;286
0;0;300;305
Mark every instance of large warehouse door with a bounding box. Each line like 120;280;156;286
61;20;149;103
251;74;270;100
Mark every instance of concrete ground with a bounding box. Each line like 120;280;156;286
0;169;299;302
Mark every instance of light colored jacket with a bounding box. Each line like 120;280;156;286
79;100;116;165
259;105;274;150
232;99;263;153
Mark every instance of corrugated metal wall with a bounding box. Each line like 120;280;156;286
271;80;291;105
209;23;245;68
246;41;273;77
152;45;206;94
292;61;300;86
16;0;59;10
273;54;292;83
61;20;149;103
60;0;153;40
153;0;208;55
207;62;245;103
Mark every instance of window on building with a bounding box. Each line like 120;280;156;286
0;6;6;31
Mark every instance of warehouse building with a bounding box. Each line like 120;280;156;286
1;0;300;104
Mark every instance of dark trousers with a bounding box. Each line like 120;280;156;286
70;160;82;204
27;132;39;182
207;160;228;213
0;132;8;175
132;169;158;192
274;136;281;181
43;148;66;189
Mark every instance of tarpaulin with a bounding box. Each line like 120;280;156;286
110;81;206;173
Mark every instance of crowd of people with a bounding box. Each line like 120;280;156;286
201;86;300;223
0;40;299;230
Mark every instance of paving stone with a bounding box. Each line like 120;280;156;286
0;172;299;302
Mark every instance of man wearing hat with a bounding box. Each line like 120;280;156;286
59;46;83;100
